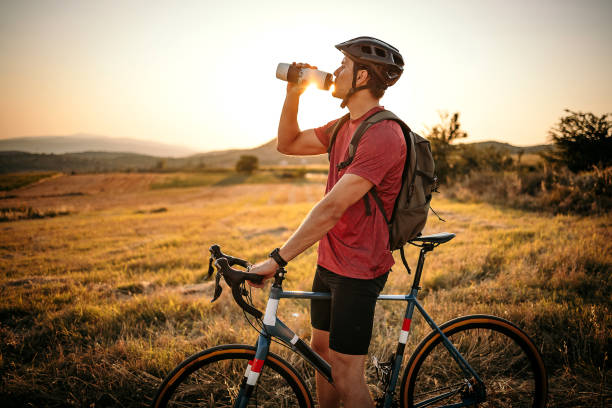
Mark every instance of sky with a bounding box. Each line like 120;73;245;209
1;0;611;153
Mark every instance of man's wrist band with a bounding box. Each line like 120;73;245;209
269;248;288;267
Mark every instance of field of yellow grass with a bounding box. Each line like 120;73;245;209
0;172;610;407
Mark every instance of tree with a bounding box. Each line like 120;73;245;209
544;109;611;172
426;111;468;182
235;155;259;174
155;159;167;170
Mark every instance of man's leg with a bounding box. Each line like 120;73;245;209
310;266;388;407
328;349;373;407
311;328;340;408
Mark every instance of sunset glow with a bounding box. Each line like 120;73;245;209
0;0;610;153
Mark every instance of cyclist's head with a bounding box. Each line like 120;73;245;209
334;36;404;107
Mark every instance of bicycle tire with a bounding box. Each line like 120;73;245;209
400;315;547;408
152;344;313;408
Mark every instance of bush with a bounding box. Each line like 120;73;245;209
445;166;611;215
426;112;467;182
235;155;258;174
452;145;514;176
544;109;611;172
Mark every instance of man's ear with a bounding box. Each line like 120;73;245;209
355;68;370;87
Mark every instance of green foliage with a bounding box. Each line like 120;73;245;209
453;145;514;175
445;166;611;215
544;109;611;172
425;112;518;181
150;172;230;189
155;159;167;170
0;206;71;222
0;172;56;191
235;155;259;174
274;167;307;180
426;112;468;182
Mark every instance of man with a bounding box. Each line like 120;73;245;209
249;37;406;408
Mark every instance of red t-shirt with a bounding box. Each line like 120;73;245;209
314;106;406;279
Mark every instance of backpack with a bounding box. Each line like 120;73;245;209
326;109;438;272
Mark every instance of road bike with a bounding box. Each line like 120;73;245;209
152;232;548;407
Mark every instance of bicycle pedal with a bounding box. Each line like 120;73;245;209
372;355;393;384
374;394;399;408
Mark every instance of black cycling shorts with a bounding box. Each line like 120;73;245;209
310;265;389;355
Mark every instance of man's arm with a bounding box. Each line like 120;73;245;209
277;64;327;156
249;173;374;282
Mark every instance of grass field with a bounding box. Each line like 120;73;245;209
0;172;610;407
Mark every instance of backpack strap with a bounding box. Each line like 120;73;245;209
327;110;417;235
368;122;416;224
369;186;389;224
340;110;417;220
336;110;399;170
326;113;351;161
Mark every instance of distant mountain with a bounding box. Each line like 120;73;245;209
192;139;328;167
0;151;168;173
0;135;196;157
0;137;551;174
466;141;551;154
192;139;551;168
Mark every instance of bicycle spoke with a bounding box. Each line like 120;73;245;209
403;317;546;408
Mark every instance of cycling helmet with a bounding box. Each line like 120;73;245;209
335;36;404;87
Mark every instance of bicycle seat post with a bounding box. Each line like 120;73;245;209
412;243;434;291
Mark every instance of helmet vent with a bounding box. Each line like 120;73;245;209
374;47;386;58
392;53;404;66
361;45;373;54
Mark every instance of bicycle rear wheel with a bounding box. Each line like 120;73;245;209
400;315;547;408
152;344;313;408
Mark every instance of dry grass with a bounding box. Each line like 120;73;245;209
0;173;610;407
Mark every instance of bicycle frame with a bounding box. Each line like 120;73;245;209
235;244;485;408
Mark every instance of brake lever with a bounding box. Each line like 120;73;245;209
207;256;215;278
209;244;250;269
211;268;222;303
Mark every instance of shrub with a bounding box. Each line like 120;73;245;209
426;111;467;182
235;155;259;174
544;109;611;172
445;166;611;215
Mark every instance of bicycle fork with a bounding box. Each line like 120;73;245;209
235;335;271;408
234;284;333;408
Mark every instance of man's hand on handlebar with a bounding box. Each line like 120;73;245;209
247;259;278;288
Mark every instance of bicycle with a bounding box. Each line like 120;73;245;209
152;232;548;407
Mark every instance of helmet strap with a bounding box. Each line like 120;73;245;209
340;65;369;108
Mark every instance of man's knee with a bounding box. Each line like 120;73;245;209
328;351;367;392
311;328;330;356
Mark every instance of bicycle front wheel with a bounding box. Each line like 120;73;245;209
152;344;313;408
400;315;547;408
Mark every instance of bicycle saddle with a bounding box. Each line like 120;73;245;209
410;232;455;244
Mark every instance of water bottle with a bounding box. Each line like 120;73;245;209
276;63;333;90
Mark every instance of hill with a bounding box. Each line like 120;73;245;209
467;141;551;154
0;139;329;173
0;151;170;173
0;135;196;157
190;139;328;167
0;138;551;174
